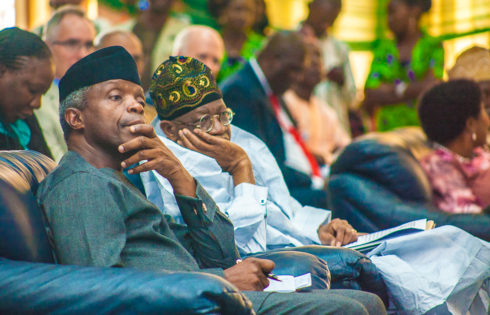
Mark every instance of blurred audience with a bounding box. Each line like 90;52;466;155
419;80;490;214
363;0;444;131
214;0;265;82
221;31;329;209
300;0;357;137
117;0;190;89
251;0;269;36
172;25;225;76
284;40;350;167
49;0;83;9
0;28;54;156
37;6;96;161
448;46;490;119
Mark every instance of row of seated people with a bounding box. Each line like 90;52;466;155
0;30;389;314
7;0;490;217
0;25;489;314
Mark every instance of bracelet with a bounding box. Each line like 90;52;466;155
395;81;408;97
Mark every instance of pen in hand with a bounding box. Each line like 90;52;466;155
236;259;282;282
266;273;282;282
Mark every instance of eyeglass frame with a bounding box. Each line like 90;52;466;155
50;39;95;52
174;108;235;133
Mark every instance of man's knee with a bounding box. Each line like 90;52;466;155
330;290;387;315
246;291;372;315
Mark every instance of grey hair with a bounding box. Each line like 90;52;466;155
44;5;92;41
59;86;90;138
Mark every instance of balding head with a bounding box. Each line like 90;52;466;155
96;30;144;77
257;31;306;95
172;25;224;76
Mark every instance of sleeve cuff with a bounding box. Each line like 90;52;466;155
175;180;218;227
233;183;268;205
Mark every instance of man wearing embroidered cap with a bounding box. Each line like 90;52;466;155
147;55;360;253
37;47;386;314
144;56;386;313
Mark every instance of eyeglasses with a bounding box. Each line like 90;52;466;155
176;108;235;132
51;39;94;52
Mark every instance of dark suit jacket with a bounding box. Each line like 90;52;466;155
220;62;327;208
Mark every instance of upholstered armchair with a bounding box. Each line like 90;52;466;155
328;127;490;241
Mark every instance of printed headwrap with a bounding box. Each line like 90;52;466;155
149;56;222;120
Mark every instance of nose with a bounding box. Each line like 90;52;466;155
128;99;144;115
208;115;226;135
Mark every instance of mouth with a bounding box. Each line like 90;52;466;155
18;110;33;120
122;119;145;128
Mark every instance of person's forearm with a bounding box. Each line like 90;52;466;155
166;168;196;197
365;78;438;107
230;159;256;186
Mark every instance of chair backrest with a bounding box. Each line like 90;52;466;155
331;129;433;203
0;150;57;263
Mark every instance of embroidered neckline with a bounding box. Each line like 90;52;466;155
433;143;473;164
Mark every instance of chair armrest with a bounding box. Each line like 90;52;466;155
268;246;389;307
0;258;254;315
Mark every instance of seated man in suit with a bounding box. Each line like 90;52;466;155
220;31;328;209
144;56;357;254
37;46;386;315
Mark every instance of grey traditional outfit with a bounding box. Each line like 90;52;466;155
38;150;237;273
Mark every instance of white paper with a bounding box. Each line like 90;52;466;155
264;273;312;293
344;219;427;249
294;273;312;290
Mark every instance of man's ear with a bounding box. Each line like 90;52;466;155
160;120;179;141
65;108;84;131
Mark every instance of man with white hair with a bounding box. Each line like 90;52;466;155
172;25;225;76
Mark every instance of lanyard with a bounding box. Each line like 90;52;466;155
269;94;321;177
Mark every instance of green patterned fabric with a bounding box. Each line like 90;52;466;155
150;56;222;120
217;31;265;83
0;119;31;149
365;32;444;131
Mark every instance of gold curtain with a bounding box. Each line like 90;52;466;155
15;0;98;30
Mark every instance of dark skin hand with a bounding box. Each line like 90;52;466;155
118;124;197;197
177;128;256;186
317;218;358;247
363;70;440;116
224;257;275;291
